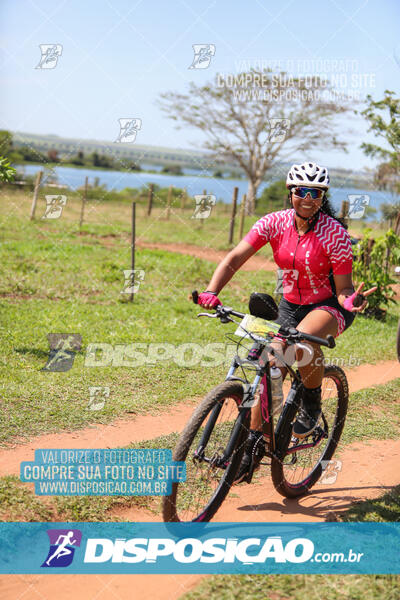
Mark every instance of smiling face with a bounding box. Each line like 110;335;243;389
290;187;325;219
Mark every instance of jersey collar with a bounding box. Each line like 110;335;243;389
291;208;321;234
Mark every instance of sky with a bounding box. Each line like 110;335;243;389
1;0;400;171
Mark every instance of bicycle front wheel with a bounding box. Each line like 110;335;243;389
271;364;348;498
162;381;249;522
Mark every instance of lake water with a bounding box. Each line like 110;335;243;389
19;163;398;219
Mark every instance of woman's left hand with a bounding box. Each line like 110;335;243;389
343;282;378;313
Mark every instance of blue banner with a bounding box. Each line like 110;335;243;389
20;449;186;496
0;522;399;574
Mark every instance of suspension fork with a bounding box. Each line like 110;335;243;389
197;355;266;461
273;375;303;460
195;356;249;456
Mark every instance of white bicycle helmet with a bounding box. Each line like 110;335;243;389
286;162;330;189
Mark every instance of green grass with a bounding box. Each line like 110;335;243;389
1;379;399;523
0;433;178;522
340;485;400;523
181;482;400;600
0;188;262;251
0;194;398;446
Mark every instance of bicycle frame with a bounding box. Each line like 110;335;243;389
224;338;300;452
192;299;334;483
220;339;329;481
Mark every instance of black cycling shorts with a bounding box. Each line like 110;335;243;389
275;296;355;338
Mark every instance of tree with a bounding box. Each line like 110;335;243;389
47;149;59;162
380;201;400;228
0;130;13;157
256;180;287;215
90;152;114;168
71;151;85;166
361;90;400;193
374;161;398;191
161;164;183;175
158;70;352;213
0;156;16;182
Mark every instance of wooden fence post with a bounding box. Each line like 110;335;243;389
30;170;43;220
79;176;88;231
200;189;207;226
363;237;375;268
340;199;349;228
394;210;400;236
228;186;238;245
166;185;173;220
147;184;154;216
239;194;246;239
130;202;136;302
181;187;186;212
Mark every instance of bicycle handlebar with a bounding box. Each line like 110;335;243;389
191;290;336;349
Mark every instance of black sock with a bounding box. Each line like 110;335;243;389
303;385;322;405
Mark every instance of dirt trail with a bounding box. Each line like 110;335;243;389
1;361;398;478
136;240;400;297
136;240;276;272
1;360;399;600
2;434;400;600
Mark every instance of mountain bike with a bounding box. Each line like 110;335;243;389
162;291;349;523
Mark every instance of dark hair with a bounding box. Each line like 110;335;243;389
320;196;348;230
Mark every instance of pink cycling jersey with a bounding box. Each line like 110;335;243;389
244;208;353;304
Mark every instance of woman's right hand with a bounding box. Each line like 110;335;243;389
197;291;222;309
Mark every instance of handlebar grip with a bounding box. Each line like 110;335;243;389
326;335;336;349
295;330;336;348
191;290;199;304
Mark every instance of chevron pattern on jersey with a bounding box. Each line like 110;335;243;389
249;209;293;242
314;213;353;265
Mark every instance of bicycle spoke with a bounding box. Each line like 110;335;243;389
272;365;348;495
166;386;248;522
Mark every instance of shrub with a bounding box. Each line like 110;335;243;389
352;229;400;318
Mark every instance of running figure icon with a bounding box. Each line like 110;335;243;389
45;531;77;566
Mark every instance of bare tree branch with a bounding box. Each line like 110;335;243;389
158;70;354;212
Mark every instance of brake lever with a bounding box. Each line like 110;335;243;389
197;312;219;318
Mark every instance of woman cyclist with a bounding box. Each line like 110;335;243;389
197;162;376;483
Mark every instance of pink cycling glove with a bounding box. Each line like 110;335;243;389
198;291;222;308
343;291;363;311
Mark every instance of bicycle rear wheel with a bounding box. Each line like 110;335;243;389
271;364;348;498
162;381;249;522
